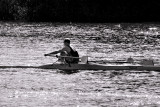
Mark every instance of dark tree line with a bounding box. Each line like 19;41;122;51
0;0;160;22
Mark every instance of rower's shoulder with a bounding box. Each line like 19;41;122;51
62;46;71;51
63;46;70;49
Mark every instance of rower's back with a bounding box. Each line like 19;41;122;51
63;39;79;63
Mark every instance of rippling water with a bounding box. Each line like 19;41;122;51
0;22;160;107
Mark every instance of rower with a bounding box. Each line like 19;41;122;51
44;39;79;64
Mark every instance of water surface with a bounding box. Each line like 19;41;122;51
0;22;160;107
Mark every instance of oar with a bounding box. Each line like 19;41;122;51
88;57;133;63
47;55;81;59
89;60;129;63
87;57;155;66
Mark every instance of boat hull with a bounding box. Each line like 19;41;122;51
0;63;160;71
39;63;160;71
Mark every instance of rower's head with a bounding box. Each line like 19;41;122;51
64;39;70;46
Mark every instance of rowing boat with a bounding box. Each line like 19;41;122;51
0;56;159;71
39;63;160;71
0;62;159;71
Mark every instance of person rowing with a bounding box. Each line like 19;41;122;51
44;39;79;64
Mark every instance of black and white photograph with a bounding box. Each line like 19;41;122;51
0;0;160;107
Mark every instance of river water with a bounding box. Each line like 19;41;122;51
0;22;160;107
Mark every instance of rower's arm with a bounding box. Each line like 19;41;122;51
44;47;68;56
44;50;62;56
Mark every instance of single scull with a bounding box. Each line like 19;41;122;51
0;56;159;71
0;63;159;71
